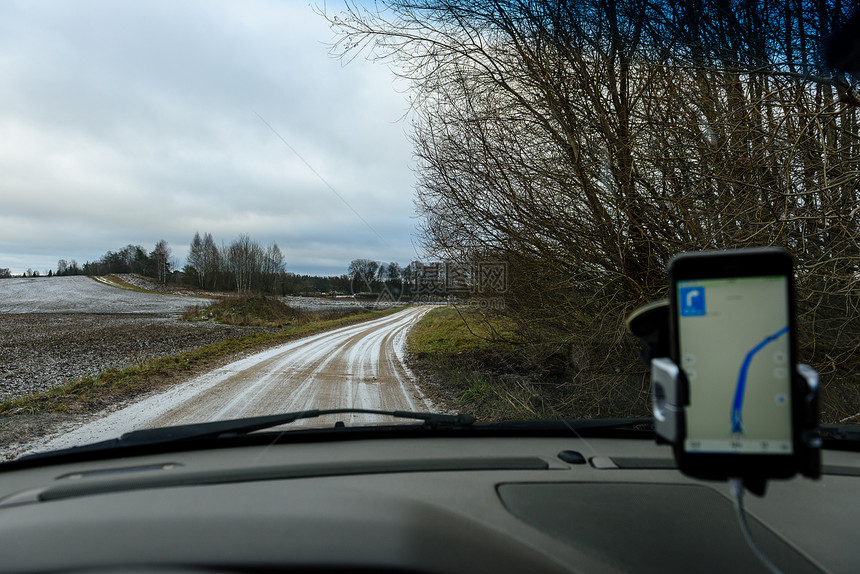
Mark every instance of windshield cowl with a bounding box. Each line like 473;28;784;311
2;415;659;471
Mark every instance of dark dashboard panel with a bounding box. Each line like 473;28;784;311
0;437;855;573
498;482;819;574
0;479;568;574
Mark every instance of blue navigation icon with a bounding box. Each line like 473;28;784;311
679;286;706;317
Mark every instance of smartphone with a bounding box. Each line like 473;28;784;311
668;248;801;480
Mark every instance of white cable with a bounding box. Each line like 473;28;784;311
729;478;784;574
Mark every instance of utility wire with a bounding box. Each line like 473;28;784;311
254;110;388;246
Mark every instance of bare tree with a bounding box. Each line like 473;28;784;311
151;240;172;284
262;242;285;293
328;1;860;420
348;259;380;293
227;234;261;294
202;233;220;290
386;262;402;280
188;232;206;287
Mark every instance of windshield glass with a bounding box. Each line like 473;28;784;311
0;0;857;458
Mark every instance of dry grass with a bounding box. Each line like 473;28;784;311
99;274;149;292
182;295;362;327
407;307;651;422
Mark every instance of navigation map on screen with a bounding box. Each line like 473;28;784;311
678;276;793;454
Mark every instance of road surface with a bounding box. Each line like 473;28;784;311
34;306;434;452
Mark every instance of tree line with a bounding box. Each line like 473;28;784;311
0;268;57;278
55;240;173;281
184;232;286;294
4;244;488;299
45;232;440;298
52;233;286;295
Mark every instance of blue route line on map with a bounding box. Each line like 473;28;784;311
730;326;789;434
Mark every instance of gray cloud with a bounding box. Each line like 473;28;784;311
0;0;421;275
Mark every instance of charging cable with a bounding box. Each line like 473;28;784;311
729;478;783;574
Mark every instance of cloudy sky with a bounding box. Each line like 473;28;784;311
0;0;421;276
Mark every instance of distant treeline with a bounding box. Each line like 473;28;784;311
181;233;424;296
276;259;435;297
55;240;173;283
40;232;449;297
53;234;286;294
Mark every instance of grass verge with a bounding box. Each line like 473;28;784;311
407;306;651;422
406;307;545;421
92;274;150;292
0;307;401;417
181;295;358;327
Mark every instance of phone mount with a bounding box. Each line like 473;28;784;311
627;300;821;495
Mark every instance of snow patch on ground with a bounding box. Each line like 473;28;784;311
0;276;208;314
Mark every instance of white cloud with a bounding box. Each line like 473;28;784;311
0;0;421;276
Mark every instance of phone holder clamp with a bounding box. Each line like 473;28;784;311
651;357;821;484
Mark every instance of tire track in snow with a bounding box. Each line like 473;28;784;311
34;306;435;451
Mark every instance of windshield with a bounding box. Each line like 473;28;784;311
0;0;858;458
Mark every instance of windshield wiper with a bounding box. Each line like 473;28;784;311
820;424;860;449
485;417;651;429
472;417;653;435
15;409;476;462
121;408;476;444
9;413;653;468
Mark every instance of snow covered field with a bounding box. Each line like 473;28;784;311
0;276;267;403
0;276;208;314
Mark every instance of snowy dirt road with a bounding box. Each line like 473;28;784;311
35;306;435;452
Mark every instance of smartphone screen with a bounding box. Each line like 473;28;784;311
676;275;793;455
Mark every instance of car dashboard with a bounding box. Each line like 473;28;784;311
0;432;856;573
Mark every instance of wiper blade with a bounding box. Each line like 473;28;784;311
476;417;653;433
121;408;476;445
15;409;476;462
820;424;860;442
